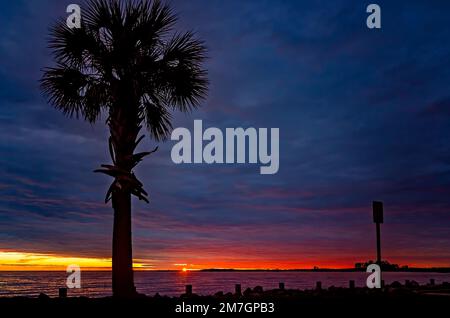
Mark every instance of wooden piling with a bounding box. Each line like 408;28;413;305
279;282;285;290
349;280;355;289
235;284;241;295
58;288;67;298
185;284;192;295
316;281;322;290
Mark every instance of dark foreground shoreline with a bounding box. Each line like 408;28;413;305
1;281;449;316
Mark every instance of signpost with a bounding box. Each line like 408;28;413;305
372;201;383;265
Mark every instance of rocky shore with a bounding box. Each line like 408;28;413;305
1;280;449;316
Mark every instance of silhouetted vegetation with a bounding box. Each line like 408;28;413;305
41;0;208;297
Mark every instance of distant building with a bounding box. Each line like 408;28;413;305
355;260;402;271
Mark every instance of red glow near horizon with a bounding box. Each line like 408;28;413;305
0;249;446;271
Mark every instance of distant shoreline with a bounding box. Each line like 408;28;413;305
1;268;450;273
198;268;450;273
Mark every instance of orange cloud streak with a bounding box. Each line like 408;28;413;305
0;251;149;271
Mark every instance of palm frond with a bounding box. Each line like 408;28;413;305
140;93;173;140
148;31;208;112
40;64;109;122
41;0;208;205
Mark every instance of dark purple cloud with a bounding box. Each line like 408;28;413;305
1;0;450;268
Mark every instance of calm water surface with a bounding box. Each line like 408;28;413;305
1;271;449;297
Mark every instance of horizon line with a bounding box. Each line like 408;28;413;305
1;266;450;272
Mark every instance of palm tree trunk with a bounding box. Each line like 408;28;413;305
109;103;138;298
112;188;135;297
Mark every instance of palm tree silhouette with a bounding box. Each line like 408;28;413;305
41;0;208;297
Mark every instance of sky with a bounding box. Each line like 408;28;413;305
1;0;450;270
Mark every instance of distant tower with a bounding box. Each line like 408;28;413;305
372;201;383;265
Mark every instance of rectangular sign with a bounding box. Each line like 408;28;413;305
373;201;384;223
